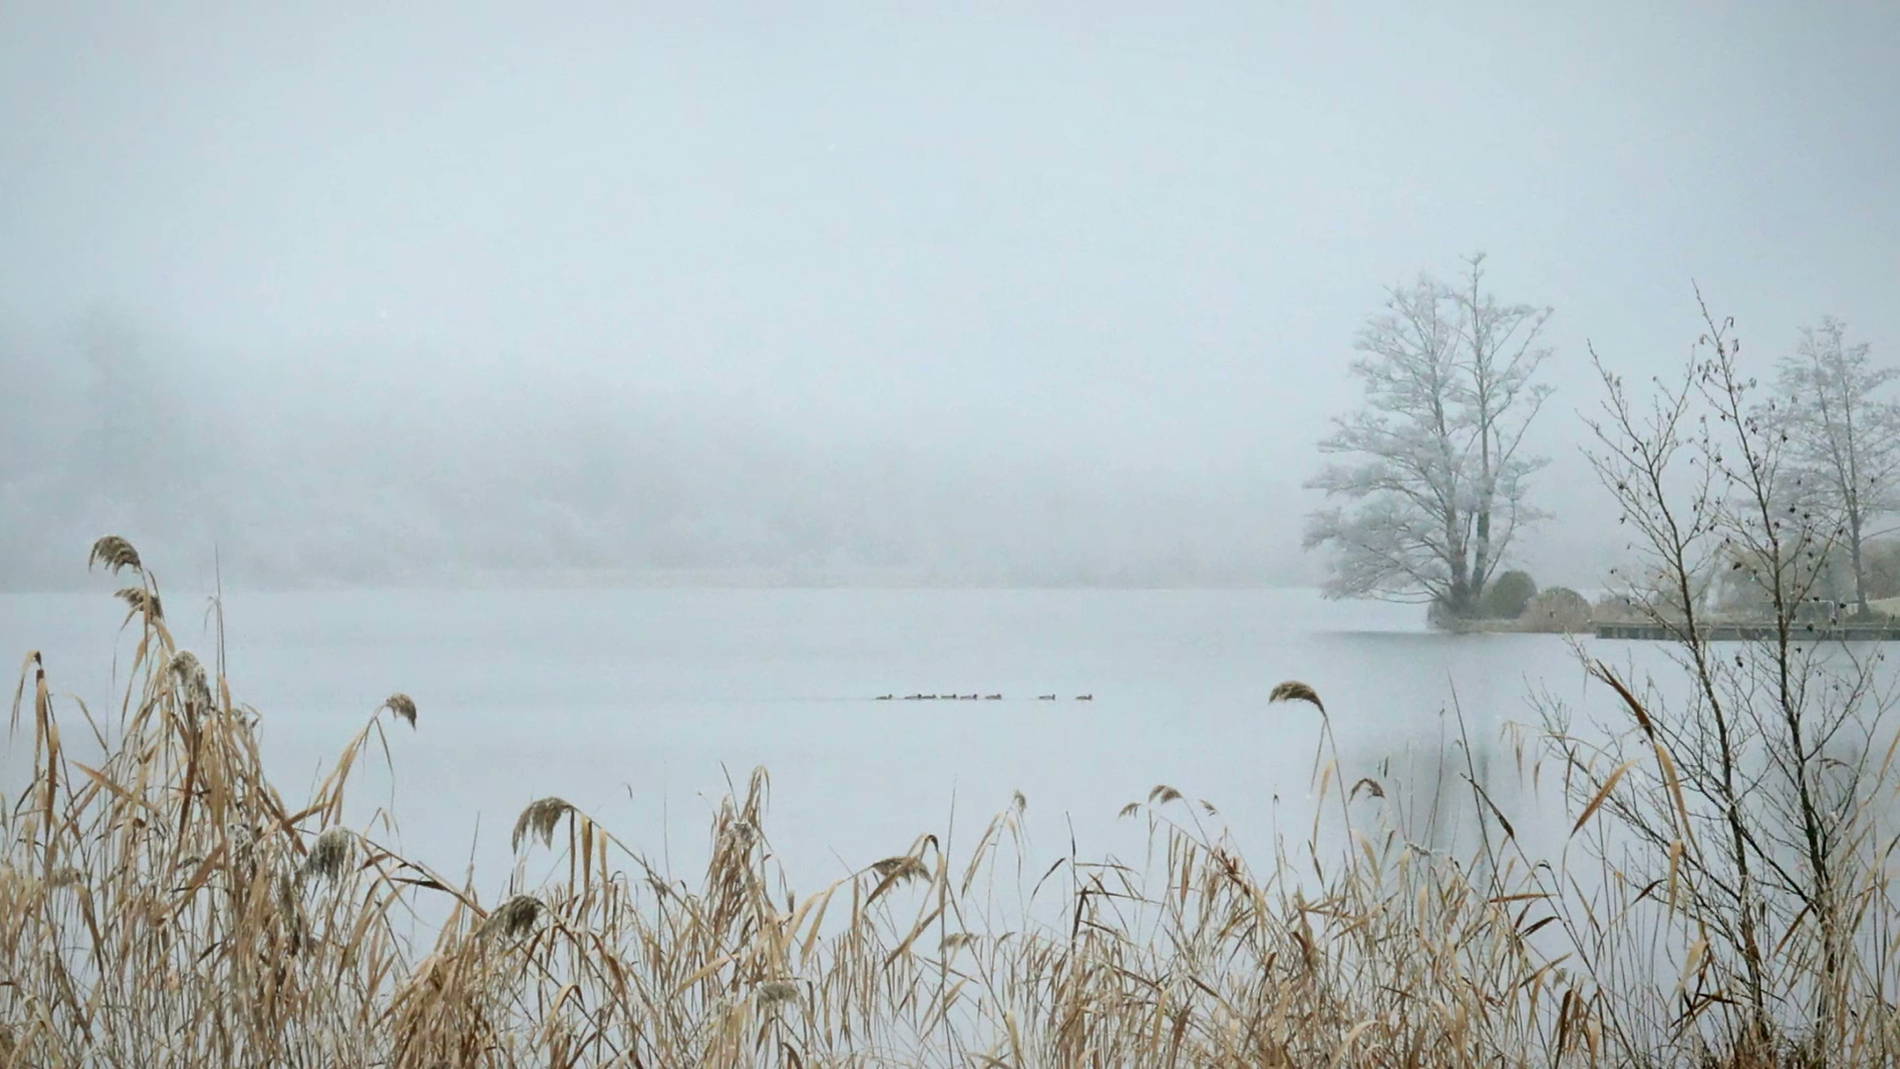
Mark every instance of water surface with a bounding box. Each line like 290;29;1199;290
2;586;1632;902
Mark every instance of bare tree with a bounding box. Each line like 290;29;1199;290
1305;254;1553;619
1762;317;1900;616
1541;297;1896;1064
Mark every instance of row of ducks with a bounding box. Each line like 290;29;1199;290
877;693;1093;701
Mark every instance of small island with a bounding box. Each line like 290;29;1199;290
1434;570;1900;641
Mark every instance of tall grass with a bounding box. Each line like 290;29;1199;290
2;532;1896;1065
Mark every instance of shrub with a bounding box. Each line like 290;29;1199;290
1591;592;1643;622
1479;569;1537;619
1518;586;1590;632
1863;538;1900;601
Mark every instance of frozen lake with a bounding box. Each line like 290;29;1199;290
3;585;1630;904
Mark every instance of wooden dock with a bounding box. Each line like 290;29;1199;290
1593;621;1900;641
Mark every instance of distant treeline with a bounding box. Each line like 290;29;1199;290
0;315;1307;590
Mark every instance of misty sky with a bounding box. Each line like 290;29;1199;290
2;3;1897;591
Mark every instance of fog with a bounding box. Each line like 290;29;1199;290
3;3;1897;592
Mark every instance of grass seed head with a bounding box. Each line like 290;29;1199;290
512;797;574;852
756;980;800;1005
382;692;417;729
870;856;928;884
88;535;142;575
115;586;162;622
1269;679;1326;713
303;827;355;881
481;894;543;940
1350;777;1386;800
170;650;213;711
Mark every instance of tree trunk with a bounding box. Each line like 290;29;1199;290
1850;509;1870;616
1471;505;1490;612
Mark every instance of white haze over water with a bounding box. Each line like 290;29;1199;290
2;4;1897;591
4;584;1688;909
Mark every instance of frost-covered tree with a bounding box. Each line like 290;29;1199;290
1305;254;1553;619
1762;317;1900;616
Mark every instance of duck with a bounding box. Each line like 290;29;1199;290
983;693;1002;701
921;694;938;700
876;694;894;701
959;693;979;701
903;694;924;700
1037;694;1057;701
1074;694;1093;701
